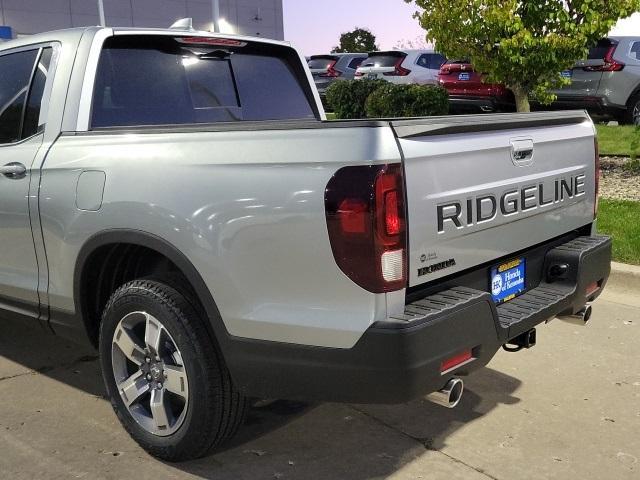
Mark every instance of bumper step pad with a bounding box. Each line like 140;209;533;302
396;235;612;342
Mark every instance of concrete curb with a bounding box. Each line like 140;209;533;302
607;261;640;292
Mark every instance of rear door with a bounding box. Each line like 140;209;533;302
392;112;597;289
414;53;446;85
0;46;53;316
308;55;341;93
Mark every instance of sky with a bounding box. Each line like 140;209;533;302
283;1;640;56
282;0;425;54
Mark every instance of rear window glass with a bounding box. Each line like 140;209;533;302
361;53;405;68
91;35;316;128
587;39;615;59
308;56;337;69
347;57;366;69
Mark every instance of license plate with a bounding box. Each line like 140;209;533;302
490;258;526;304
560;70;573;79
367;73;378;79
458;72;471;81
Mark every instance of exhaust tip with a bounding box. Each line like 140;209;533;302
426;378;464;409
558;304;592;326
447;378;464;408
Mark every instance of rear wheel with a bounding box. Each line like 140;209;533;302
99;279;247;461
621;93;640;125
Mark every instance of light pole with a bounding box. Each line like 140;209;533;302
97;0;106;27
212;0;220;32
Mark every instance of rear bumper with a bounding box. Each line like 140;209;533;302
448;94;515;113
226;235;611;404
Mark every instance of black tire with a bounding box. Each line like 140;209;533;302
621;93;640;125
99;279;247;461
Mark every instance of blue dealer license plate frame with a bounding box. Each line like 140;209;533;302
490;258;526;304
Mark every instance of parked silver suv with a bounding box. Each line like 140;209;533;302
308;53;368;100
552;37;640;124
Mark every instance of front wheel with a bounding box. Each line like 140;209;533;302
99;279;247;461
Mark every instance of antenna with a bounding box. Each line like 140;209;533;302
97;0;106;26
170;18;195;31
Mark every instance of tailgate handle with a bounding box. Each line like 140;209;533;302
510;139;534;166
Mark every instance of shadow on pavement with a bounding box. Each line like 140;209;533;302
0;315;522;480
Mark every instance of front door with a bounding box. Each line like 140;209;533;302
0;46;53;318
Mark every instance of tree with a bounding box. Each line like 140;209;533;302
332;27;378;53
406;0;640;112
395;36;433;50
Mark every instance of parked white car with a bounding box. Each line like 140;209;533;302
355;50;446;85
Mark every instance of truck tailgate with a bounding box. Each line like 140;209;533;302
392;111;597;288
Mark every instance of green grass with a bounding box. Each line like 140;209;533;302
598;199;640;265
595;125;637;156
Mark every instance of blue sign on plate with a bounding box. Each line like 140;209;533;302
490;258;526;304
560;70;573;79
458;72;471;81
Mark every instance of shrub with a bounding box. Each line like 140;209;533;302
325;79;386;119
365;83;449;118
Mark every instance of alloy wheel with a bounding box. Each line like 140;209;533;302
111;311;189;436
633;101;640;126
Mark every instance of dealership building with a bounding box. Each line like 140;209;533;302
0;0;284;40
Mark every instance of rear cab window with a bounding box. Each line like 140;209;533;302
91;35;318;128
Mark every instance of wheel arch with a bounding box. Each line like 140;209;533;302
74;229;225;349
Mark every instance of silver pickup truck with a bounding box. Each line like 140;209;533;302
0;26;611;461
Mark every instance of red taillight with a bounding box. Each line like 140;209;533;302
594;137;600;219
354;70;364;77
384;57;411;76
320;60;341;77
384;191;400;236
441;350;473;373
339;199;367;233
584;45;624;72
325;164;407;293
439;65;451;75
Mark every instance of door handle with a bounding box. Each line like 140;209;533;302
0;162;27;179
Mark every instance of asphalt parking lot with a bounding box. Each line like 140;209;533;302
0;284;638;480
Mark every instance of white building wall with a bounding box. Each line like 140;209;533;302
0;0;284;39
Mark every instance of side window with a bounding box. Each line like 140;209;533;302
347;57;366;70
417;54;446;70
22;47;53;138
630;41;640;61
429;54;446;69
0;49;38;144
417;54;430;68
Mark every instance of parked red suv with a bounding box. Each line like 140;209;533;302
438;61;515;113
